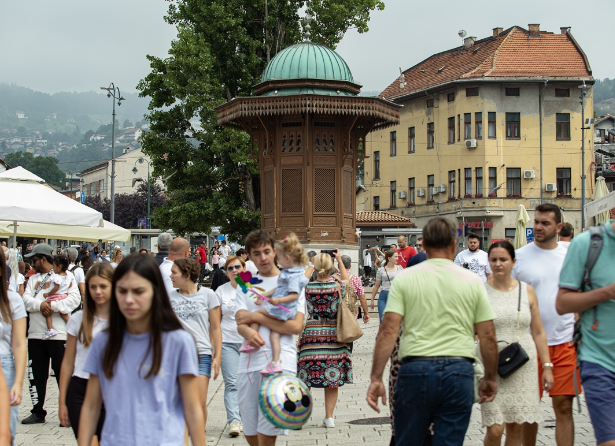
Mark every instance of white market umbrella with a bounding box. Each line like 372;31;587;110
0;167;103;246
0;219;130;242
514;204;530;249
591;176;610;226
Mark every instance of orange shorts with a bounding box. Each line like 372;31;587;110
539;342;582;397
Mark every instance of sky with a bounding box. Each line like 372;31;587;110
1;0;613;95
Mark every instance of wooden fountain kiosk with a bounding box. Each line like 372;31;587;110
217;39;399;255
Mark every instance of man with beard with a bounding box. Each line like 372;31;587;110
454;233;492;282
512;204;579;446
396;236;416;268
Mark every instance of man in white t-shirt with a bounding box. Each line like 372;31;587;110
63;248;85;299
362;245;373;280
236;248;258;276
219;240;231;260
512;204;578;446
234;230;305;443
454;233;492;282
558;222;574;253
159;238;190;294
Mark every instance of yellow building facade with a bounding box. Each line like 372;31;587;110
362;25;594;244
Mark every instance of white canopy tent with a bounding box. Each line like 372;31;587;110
0;219;130;243
0;167;106;246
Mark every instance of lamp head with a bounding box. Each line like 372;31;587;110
132;166;138;174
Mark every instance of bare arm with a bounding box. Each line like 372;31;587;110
304;266;314;279
335;249;349;283
475;320;498;403
10;319;26;407
77;283;85;300
236;309;305;336
179;374;206;446
208;307;222;380
236;310;266;348
50;281;81;314
17;284;24;297
370;280;381;309
59;335;77;427
43;283;59;298
527;285;554;391
77;375;103;446
269;292;299;306
366;312;402;412
556;283;615;315
358;294;370;322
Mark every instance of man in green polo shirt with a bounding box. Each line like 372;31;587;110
367;217;498;446
557;221;615;446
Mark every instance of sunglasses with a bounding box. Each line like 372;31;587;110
416;244;423;247
227;265;242;271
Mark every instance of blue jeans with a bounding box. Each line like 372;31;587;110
1;353;17;445
378;290;389;322
394;358;474;446
221;343;242;424
580;360;615;444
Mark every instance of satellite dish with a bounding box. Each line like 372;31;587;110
458;30;467;38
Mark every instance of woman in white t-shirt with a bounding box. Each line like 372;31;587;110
6;249;25;296
169;258;222;442
370;249;403;322
214;255;245;437
59;262;113;443
0;248;27;444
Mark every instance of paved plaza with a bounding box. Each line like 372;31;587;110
14;309;595;446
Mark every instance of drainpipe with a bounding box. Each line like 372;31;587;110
539;80;547;204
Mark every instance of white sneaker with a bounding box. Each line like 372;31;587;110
229;421;241;437
322;417;335;428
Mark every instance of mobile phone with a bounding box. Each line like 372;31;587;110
321;249;336;257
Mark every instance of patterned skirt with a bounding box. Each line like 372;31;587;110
297;319;353;388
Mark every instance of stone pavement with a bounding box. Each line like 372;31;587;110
14;312;595;445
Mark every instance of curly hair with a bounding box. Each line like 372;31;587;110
275;232;308;267
173;258;200;282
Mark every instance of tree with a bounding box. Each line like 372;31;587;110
123;119;133;129
3;151;66;187
83;183;167;229
138;0;384;239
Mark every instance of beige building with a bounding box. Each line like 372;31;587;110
361;25;594;246
80;148;162;199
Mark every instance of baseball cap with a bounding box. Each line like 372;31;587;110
24;243;54;258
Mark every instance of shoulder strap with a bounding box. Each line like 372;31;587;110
583;225;606;329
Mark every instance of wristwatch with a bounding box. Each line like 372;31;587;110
543;363;554;369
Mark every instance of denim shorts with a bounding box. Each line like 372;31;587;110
580;360;615;444
198;354;212;378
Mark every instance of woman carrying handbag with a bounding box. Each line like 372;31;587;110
297;250;353;429
479;241;554;446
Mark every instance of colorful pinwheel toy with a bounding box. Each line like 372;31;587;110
236;272;291;313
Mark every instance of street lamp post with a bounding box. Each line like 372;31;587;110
100;83;126;224
579;82;587;230
133;157;151;229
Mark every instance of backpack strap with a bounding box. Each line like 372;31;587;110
583;225;605;329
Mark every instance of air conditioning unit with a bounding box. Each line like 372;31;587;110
545;183;557;192
523;170;535;179
438;184;447;193
416;189;426;197
465;139;477;148
398;191;407;199
431;187;440;195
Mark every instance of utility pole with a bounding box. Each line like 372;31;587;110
579;81;587;230
133;157;151;229
100;83;125;224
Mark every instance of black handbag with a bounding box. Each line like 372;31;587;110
497;282;529;379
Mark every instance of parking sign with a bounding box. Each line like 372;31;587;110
526;228;534;242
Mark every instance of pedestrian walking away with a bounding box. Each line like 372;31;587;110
370;249;403;322
196;242;208;282
169;258;222;443
396;236;416;268
77;254;205;446
159;238;190;294
336;255;369;324
481;241;554;446
22;244;81;425
0;248;28;443
233;230;305;443
454;233;492;282
362;245;372;280
63;248;86;300
215;255;246;437
557;219;615;446
243;233;309;375
512;204;579;446
58;263;113;444
367;217;499;446
154;233;173;265
297;250;352;429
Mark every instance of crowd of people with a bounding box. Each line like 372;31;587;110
0;202;612;446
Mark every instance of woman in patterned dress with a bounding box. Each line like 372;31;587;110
297;249;352;429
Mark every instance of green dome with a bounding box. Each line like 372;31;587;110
261;42;355;84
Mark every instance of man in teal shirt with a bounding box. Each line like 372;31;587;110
367;217;499;446
557;221;615;446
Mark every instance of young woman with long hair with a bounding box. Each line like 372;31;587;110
77;254;205;446
370;249;403;322
0;247;27;444
6;249;24;296
169;258;222;443
59;263;114;445
109;249;122;269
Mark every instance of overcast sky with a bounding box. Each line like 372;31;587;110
1;0;613;95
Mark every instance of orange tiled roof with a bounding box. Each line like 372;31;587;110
356;211;416;226
380;26;592;101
